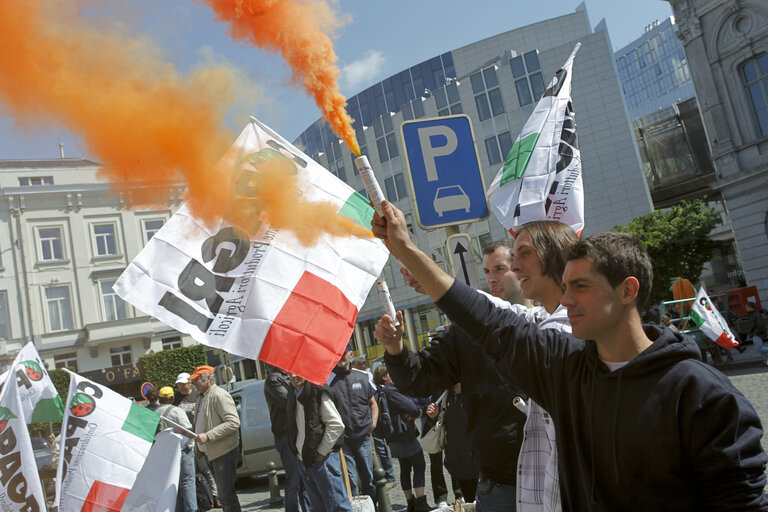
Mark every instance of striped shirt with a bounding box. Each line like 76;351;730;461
517;305;571;512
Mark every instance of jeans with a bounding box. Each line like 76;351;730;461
373;436;396;483
306;451;353;512
209;446;242;512
754;335;768;362
275;436;312;512
342;435;376;502
475;474;516;512
177;444;197;512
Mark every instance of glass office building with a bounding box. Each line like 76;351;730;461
294;7;652;358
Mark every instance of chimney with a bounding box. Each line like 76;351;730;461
59;142;64;158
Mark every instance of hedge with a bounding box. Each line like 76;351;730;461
137;344;208;390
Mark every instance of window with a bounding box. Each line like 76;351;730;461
473;66;505;121
743;54;768;137
143;219;164;242
376;115;399;163
93;224;117;256
18;176;53;187
435;83;461;117
46;286;73;332
510;50;545;107
0;291;10;340
110;345;132;366
384;172;408;201
54;352;78;371
39;227;63;261
485;131;514;165
101;280;129;321
162;336;182;350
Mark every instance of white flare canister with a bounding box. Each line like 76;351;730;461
355;155;385;215
377;280;400;326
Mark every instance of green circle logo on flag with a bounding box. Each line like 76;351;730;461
70;393;96;417
21;360;44;381
0;406;17;431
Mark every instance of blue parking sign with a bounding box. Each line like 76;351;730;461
401;115;489;228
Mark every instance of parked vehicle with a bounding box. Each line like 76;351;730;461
31;436;52;470
229;379;283;478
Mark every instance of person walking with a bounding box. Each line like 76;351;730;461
373;365;431;512
265;367;312;512
286;373;352;512
191;366;242;512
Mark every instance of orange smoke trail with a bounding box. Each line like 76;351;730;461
200;0;361;156
0;0;234;221
0;0;367;245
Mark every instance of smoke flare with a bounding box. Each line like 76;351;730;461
200;0;361;155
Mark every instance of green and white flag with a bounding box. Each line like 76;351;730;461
487;43;584;236
690;286;739;350
5;341;65;423
0;370;46;511
53;371;160;512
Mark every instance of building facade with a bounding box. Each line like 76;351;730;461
666;0;768;303
295;6;653;359
0;158;196;397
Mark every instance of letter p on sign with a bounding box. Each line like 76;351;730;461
418;126;458;182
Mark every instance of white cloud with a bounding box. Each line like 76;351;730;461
342;50;386;92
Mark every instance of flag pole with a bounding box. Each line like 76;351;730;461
161;416;197;439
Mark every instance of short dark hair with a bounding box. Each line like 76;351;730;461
146;386;159;404
482;238;515;260
565;231;653;310
373;364;388;387
159;396;173;405
517;220;578;284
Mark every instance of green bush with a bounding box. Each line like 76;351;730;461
137;344;208;389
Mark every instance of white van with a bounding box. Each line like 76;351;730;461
229;379;284;478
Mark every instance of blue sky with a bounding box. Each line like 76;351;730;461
0;0;673;160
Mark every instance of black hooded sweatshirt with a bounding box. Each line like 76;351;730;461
437;280;768;511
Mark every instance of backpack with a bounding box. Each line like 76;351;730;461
196;471;214;512
373;387;395;440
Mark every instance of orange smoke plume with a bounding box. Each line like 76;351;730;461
0;0;234;221
200;0;361;156
0;0;366;245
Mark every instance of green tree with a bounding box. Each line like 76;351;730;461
614;199;723;307
137;344;208;390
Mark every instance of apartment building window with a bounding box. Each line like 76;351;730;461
143;219;164;242
93;224;117;256
743;54;768;137
18;176;53;186
39;227;64;261
0;291;10;340
110;345;133;366
385;173;408;201
510;50;546;107
54;352;78;371
471;66;505;121
46;286;73;332
101;280;129;321
484;131;514;165
162;336;182;350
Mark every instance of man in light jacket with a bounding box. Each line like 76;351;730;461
191;365;242;512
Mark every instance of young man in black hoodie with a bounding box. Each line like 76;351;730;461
372;200;768;511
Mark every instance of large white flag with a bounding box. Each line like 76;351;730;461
54;372;160;512
115;118;389;385
0;370;46;511
120;430;185;512
690;286;739;349
4;341;65;423
487;43;584;236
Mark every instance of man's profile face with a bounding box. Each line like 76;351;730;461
511;231;548;303
193;375;212;394
337;350;353;369
483;247;522;302
560;258;623;341
177;381;191;395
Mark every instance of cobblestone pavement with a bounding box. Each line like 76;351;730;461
233;344;768;511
